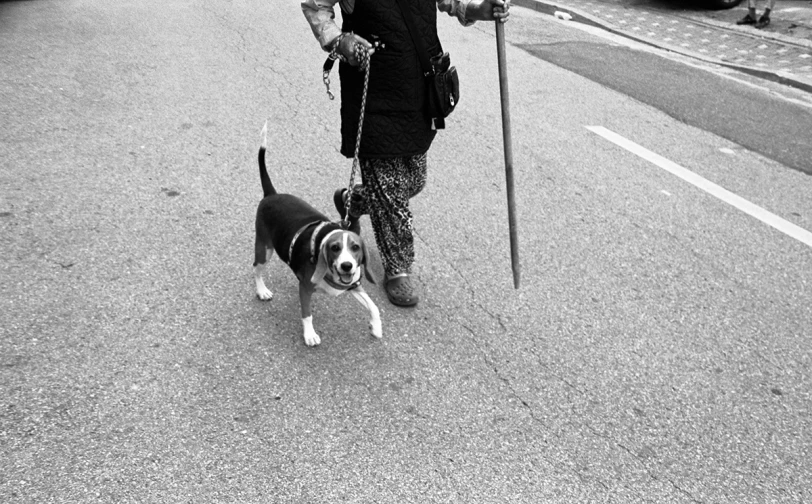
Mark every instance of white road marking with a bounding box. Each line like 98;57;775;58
586;126;812;249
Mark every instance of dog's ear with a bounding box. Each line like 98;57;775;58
363;265;376;285
360;239;376;285
310;245;330;285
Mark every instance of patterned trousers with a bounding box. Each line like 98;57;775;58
347;153;428;278
747;0;775;9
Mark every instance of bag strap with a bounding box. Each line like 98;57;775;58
393;0;434;76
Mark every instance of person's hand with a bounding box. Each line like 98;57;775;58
471;0;510;23
338;33;376;67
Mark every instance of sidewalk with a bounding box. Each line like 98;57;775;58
513;0;812;93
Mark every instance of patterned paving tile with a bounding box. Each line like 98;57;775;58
547;0;812;84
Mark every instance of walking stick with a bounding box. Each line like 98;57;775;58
496;20;520;289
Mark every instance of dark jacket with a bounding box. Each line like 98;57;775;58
339;0;441;159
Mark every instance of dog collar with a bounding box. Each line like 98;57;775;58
287;220;323;266
310;224;339;264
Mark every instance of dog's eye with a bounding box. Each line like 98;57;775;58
330;244;341;253
351;244;361;252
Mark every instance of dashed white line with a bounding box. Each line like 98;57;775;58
586;126;812;249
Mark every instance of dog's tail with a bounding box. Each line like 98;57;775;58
258;121;276;197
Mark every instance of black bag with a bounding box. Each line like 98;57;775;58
428;52;460;126
395;0;459;129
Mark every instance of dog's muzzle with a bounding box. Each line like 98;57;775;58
335;263;358;285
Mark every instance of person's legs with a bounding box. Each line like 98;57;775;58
756;0;775;28
352;153;427;305
358;154;426;277
737;0;758;24
402;152;429;201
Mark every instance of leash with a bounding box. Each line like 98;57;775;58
323;34;372;229
344;44;370;227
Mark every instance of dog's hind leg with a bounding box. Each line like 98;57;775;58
254;243;274;301
351;287;382;339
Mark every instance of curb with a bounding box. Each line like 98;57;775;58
512;0;812;94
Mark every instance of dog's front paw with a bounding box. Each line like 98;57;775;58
302;316;321;346
303;330;321;347
256;286;273;301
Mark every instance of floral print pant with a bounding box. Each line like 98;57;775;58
347;153;428;278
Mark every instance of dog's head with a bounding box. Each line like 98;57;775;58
311;230;375;287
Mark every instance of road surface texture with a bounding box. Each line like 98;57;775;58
1;0;810;502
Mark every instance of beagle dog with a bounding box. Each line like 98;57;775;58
253;123;381;346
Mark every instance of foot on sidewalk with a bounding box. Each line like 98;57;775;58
736;14;757;25
755;15;770;29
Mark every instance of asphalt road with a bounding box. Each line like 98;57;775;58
1;0;811;503
519;38;812;173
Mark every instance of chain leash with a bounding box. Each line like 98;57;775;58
343;44;370;227
321;35;372;229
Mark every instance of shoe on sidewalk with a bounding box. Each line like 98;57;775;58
736;14;757;25
333;188;361;234
755;15;770;29
385;273;419;307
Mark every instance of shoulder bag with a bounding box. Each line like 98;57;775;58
394;0;460;130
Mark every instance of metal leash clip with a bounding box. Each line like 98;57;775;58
323;32;350;100
323;34;385;100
